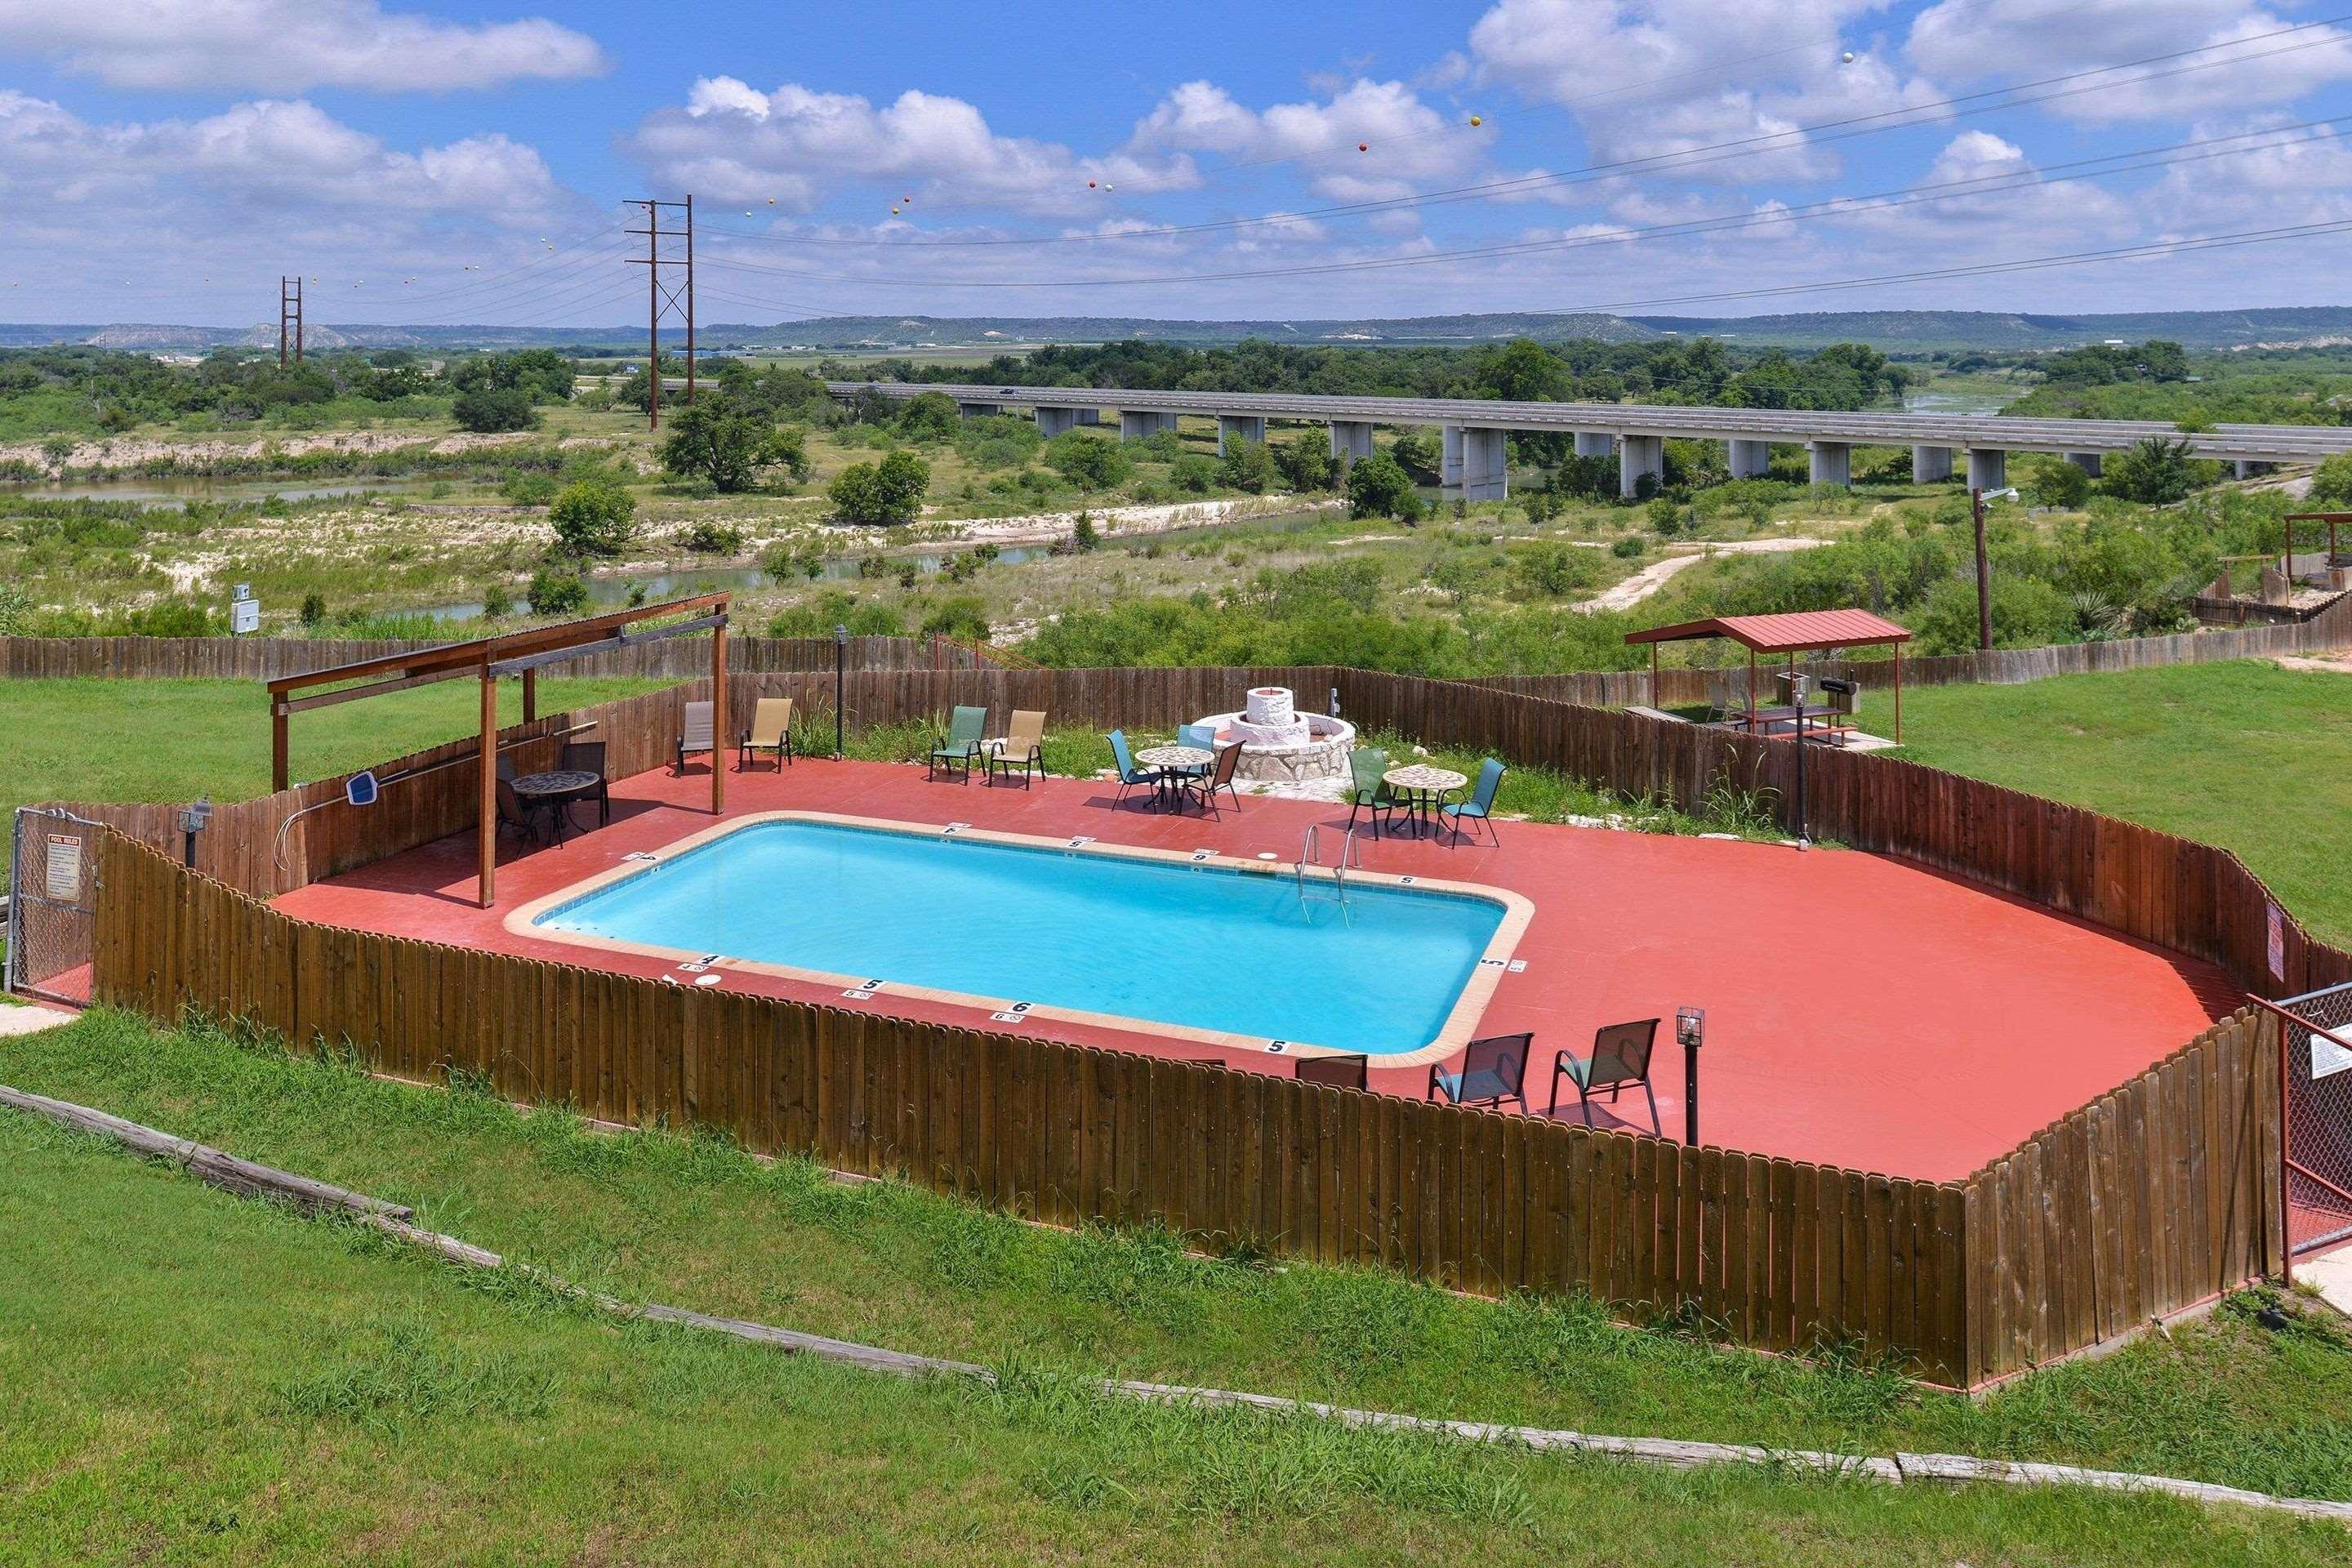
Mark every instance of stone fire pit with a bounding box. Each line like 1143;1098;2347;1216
1192;685;1355;785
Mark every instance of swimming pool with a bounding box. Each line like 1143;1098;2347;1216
515;814;1526;1060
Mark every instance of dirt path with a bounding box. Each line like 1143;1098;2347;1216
1576;537;1833;613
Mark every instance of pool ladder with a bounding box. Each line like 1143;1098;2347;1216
1296;824;1362;915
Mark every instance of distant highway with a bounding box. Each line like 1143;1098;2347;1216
829;378;2352;498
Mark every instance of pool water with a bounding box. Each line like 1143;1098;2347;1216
533;819;1506;1054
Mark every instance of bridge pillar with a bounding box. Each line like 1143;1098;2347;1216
1328;420;1374;466
1119;410;1178;442
1912;444;1954;483
1807;441;1851;488
956;402;994;420
1618;434;1664;499
1967;448;2007;492
1441;424;1465;487
1036;405;1087;439
2237;460;2268;481
1217;414;1266;456
1574;430;1614;459
1726;439;1772;479
1460;428;1508;501
2064;451;2103;477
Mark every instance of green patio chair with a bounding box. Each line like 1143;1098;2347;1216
1344;746;1396;837
929;705;987;782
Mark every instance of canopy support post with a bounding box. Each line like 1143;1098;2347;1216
1894;646;1904;744
710;617;728;815
1649;645;1659;710
476;668;497;909
522;667;537;724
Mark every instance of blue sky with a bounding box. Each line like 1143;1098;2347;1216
2;1;2350;327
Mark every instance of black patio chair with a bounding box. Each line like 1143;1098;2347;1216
1181;739;1245;817
560;738;610;827
1548;1018;1661;1134
1427;1031;1530;1114
1294;1053;1368;1090
493;777;559;846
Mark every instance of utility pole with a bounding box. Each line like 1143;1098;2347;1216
625;198;694;430
1971;485;1993;652
278;276;303;368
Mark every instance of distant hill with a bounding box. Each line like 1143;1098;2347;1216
3;305;2351;355
1627;307;2352;351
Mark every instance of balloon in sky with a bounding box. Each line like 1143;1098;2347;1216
1357;142;1369;152
1841;51;1855;62
1468;114;1482;127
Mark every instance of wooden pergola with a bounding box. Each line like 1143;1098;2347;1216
265;593;730;908
2282;511;2352;578
1624;608;1912;742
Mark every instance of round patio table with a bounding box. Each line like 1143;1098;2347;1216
1383;764;1467;839
512;769;599;843
1136;745;1214;813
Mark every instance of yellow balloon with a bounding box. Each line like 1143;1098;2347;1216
1469;114;1482;127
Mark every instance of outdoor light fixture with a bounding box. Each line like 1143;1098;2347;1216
834;623;849;759
1676;1006;1705;1147
176;798;212;868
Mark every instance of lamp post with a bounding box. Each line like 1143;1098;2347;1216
833;623;848;759
177;799;211;868
1676;1006;1705;1146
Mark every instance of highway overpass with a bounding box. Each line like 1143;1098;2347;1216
827;380;2352;500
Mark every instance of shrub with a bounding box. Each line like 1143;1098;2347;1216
526;570;589;616
298;591;327;626
1071;511;1100;552
1216;436;1276;493
1167;452;1218;494
450;386;538;434
829;448;930;524
1646;496;1683;537
919;594;991;641
548;479;639;559
480;581;515;618
1044;431;1134;490
679;520;746;555
1276;436;1339;492
2103;437;2204;505
2033;458;2093;509
1915;572;2073;654
499;472;559;506
2310;452;2352;508
766;590;904;637
1510;541;1601;598
1610;536;1646;559
1346;450;1419;521
896;390;962;443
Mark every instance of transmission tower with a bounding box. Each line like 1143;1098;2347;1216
625;198;694;429
278;276;304;367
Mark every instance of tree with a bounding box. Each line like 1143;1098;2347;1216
548;478;639;559
1070;510;1100;552
658;398;808;492
526;570;589;616
1044;430;1133;490
896;390;962;443
2310;452;2352;508
451;386;537;433
1274;436;1337;492
1346;451;1419;520
1216;435;1276;493
1388;429;1441;483
2034;458;2092;509
830;448;929;524
2103;437;2201;505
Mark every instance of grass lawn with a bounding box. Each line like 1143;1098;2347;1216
1888;659;2352;947
1;1010;2348;1563
0;675;671;876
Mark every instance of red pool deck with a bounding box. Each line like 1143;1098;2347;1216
273;758;2240;1184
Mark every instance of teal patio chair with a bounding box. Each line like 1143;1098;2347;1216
1106;728;1165;810
1344;746;1396;838
1442;757;1507;846
1428;1032;1530;1114
929;705;987;782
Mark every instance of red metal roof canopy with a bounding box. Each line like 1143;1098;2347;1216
1624;608;1912;655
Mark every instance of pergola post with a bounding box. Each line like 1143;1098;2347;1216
711;618;728;814
477;666;497;909
1649;644;1659;709
522;667;537;724
1893;646;1904;743
272;701;290;793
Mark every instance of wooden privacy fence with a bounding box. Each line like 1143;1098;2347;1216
51;666;1345;899
0;633;942;682
1333;670;2352;1004
90;830;1974;1385
1459;591;2352;709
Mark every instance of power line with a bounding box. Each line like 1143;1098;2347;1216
698;16;2352;251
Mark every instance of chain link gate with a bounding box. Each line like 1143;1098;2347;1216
2255;981;2352;1267
5;808;100;1007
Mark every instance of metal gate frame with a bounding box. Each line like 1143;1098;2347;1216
2250;984;2352;1281
5;807;100;1007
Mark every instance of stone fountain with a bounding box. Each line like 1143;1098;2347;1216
1191;685;1355;785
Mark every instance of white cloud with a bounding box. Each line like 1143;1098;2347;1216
629;78;1196;216
1906;2;2352;122
1466;0;1942;184
1129;78;1476;203
0;92;561;216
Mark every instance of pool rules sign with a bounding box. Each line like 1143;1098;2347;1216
44;834;81;900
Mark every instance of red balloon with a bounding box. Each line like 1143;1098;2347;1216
1357;142;1369;152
